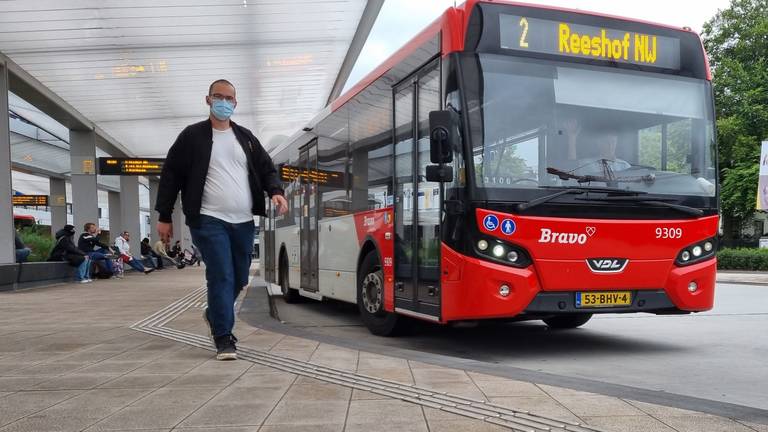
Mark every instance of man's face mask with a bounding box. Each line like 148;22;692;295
210;97;235;121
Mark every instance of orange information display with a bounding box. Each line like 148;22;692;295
12;195;49;206
98;158;164;175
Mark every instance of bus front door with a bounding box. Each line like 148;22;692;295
299;140;319;293
393;60;441;320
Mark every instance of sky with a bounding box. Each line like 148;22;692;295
343;0;732;93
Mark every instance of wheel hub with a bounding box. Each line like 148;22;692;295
361;271;383;314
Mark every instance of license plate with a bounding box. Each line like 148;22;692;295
576;291;632;308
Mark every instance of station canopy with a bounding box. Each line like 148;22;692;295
0;0;379;163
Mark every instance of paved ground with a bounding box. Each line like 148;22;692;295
0;267;765;432
716;270;768;285
245;281;768;415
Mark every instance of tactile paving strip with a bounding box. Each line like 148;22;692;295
131;286;608;432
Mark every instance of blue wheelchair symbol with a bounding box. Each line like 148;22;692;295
483;214;499;231
501;219;516;235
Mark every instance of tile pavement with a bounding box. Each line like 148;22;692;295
0;266;763;432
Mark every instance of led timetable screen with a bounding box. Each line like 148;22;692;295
98;158;165;175
499;14;681;70
12;195;49;206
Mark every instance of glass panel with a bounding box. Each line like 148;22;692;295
467;54;716;199
394;84;414;297
417;67;441;293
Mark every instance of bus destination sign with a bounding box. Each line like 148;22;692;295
500;14;681;70
98;158;165;176
12;194;49;206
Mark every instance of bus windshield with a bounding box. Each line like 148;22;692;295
466;54;717;200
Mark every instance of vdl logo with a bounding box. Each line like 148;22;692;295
587;258;629;273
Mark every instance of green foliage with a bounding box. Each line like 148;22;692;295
702;0;768;233
717;247;768;270
17;226;55;263
720;163;759;221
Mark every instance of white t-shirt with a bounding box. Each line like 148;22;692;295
200;128;253;223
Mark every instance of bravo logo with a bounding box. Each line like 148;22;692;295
538;227;596;245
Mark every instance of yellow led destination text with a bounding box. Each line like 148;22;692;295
558;23;658;64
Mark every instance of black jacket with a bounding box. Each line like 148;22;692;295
48;228;86;266
155;119;283;227
78;232;110;253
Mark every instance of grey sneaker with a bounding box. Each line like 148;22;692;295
214;335;237;361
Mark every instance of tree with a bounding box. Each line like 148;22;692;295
702;0;768;244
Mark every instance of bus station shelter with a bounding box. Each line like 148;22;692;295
0;0;382;287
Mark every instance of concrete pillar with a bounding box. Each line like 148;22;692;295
148;179;160;242
70;130;99;234
49;178;67;235
119;176;141;256
107;191;121;240
171;194;189;249
0;60;13;265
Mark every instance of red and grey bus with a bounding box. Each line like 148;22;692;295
261;0;718;335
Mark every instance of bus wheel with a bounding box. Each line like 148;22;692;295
543;313;593;329
358;251;402;336
279;253;300;304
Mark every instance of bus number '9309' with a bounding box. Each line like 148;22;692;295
656;227;683;239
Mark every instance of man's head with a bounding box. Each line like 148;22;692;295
596;134;618;159
122;231;130;240
142;237;149;244
84;222;97;234
206;79;237;121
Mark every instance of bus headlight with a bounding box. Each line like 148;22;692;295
507;251;519;262
676;238;717;266
472;235;532;268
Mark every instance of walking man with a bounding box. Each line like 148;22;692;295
155;79;287;360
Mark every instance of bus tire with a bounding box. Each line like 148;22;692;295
279;252;300;304
358;251;403;336
543;313;593;329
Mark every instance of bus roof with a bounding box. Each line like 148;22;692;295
330;0;709;113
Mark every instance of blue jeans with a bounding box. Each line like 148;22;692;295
88;251;114;273
190;214;255;338
16;248;31;263
125;257;146;272
76;257;91;281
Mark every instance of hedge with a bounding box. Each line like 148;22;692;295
717;248;768;271
17;226;55;263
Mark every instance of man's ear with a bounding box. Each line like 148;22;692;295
205;95;211;106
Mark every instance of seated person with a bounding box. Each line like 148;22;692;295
78;223;116;276
140;237;162;270
48;224;91;283
114;231;155;275
153;239;185;269
563;119;630;175
15;232;31;263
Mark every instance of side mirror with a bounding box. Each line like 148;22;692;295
429;110;459;164
426;165;453;183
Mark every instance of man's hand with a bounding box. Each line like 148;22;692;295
272;195;288;215
157;222;173;244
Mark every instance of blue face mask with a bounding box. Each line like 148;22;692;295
210;99;235;121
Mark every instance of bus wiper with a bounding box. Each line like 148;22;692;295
516;189;584;212
576;196;704;216
547;166;656;184
518;186;645;212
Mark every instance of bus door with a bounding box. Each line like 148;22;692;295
262;201;275;283
393;60;441;319
299;140;319;292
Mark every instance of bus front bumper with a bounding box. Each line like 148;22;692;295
440;245;716;322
